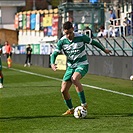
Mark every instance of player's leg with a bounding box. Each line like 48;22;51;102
28;54;31;66
72;65;89;108
6;53;9;59
61;81;74;115
61;81;73;107
62;67;74;115
6;53;9;67
24;54;28;67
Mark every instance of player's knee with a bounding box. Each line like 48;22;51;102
61;82;66;93
61;87;63;93
71;76;77;84
61;88;67;95
61;85;68;94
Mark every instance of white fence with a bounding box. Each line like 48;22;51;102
105;18;132;37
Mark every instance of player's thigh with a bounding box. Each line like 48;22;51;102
75;64;89;78
63;67;75;81
71;72;81;81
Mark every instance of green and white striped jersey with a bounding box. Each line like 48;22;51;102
51;32;105;68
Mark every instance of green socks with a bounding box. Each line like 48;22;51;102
0;77;3;84
64;91;86;109
64;99;73;109
78;91;86;104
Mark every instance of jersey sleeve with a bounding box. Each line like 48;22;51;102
82;34;105;51
91;40;105;51
50;40;62;65
82;34;91;44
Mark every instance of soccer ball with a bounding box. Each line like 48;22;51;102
74;106;87;119
130;75;133;80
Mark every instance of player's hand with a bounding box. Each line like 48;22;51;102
51;64;57;71
104;49;112;54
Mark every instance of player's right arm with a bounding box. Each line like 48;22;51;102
50;51;59;71
50;40;62;71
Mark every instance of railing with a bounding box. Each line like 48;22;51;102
85;36;133;56
75;29;133;56
105;18;133;37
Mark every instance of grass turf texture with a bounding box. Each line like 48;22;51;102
0;63;133;133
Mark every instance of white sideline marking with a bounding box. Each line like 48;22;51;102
4;67;133;98
82;84;133;98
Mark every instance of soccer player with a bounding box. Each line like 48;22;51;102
24;44;32;67
4;41;12;68
0;42;4;88
50;21;111;115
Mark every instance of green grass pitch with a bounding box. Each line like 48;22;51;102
0;63;133;133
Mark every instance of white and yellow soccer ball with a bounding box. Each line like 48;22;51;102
74;106;87;119
130;75;133;81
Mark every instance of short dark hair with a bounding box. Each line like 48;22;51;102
63;21;73;30
100;25;105;30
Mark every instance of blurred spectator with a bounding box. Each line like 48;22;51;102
0;40;4;88
123;17;131;35
104;9;116;31
108;21;123;37
4;41;12;59
97;25;108;38
24;44;32;67
84;26;93;38
4;41;12;68
73;23;78;32
109;9;116;25
114;22;120;37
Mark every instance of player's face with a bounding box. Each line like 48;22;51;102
64;28;74;40
5;41;8;45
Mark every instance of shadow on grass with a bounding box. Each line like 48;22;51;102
0;113;133;121
0;115;62;120
0;115;76;121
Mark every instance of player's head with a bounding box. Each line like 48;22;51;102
5;41;8;45
109;9;113;14
63;21;73;30
63;21;74;40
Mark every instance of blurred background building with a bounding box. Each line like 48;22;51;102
0;0;132;45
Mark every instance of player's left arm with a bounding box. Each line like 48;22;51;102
91;40;112;54
83;34;111;54
91;39;111;54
